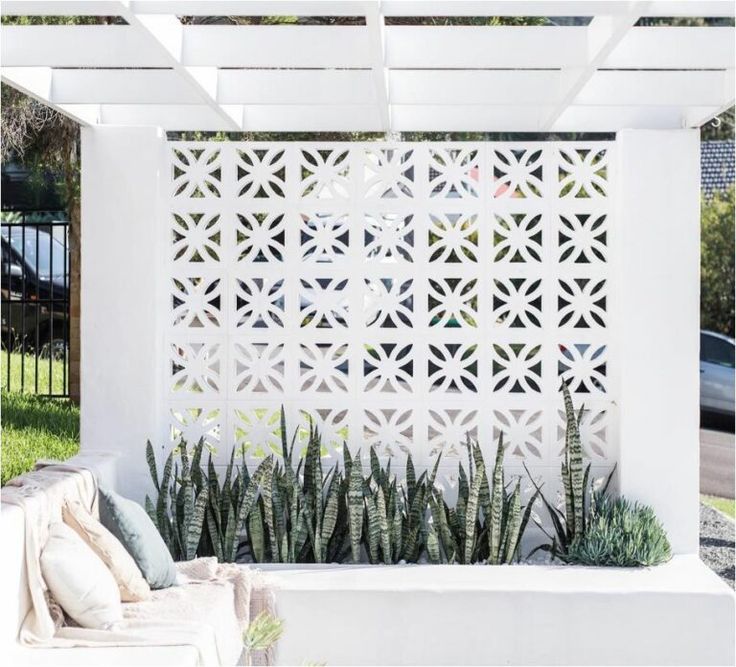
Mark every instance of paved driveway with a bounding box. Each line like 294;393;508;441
700;426;735;499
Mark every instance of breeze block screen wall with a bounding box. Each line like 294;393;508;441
163;141;617;511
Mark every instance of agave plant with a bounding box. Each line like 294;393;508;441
525;382;615;561
145;439;208;560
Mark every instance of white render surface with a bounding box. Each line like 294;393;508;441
262;558;735;666
616;130;701;555
1;1;734;132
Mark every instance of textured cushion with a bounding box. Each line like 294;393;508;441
63;500;151;602
40;522;122;629
98;488;177;590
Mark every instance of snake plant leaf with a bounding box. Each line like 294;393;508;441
426;521;440;564
184;487;208;560
261;457;280;561
320;483;340;561
249;502;265;563
280;405;289;464
157;450;174;536
457;462;469;504
348;450;364;562
207;504;225;562
144;495;156;525
391;509;403;561
503;480;523;563
236;457;269;529
369;447;382;487
376;486;391;564
517;488;540;561
489;433;505;563
428;452;442;490
146;441;159;492
191;438;205;492
406;454;416;506
365;492;380;563
224;504;238;562
272;473;287;561
464;461;484;564
562;382;585;537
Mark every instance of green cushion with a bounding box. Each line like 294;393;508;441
98;488;176;590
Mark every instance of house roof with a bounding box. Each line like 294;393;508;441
1;0;734;132
701;140;735;198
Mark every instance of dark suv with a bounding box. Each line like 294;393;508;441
1;225;69;355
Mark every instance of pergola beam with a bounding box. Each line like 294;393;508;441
541;4;647;131
119;10;243;130
6;0;733;17
366;2;390;133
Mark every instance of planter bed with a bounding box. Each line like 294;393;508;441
261;559;735;666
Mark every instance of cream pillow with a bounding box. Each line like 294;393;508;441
63;500;151;602
40;522;122;629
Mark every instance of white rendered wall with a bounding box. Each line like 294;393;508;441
80;126;166;502
616;129;701;555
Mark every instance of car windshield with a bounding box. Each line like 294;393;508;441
1;226;68;279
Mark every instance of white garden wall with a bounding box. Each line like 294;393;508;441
80;129;699;555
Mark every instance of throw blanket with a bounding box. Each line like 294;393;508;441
3;462;276;666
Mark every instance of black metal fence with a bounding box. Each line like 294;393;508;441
1;210;70;397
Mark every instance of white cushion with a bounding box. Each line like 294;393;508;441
63;500;150;602
40;522;122;630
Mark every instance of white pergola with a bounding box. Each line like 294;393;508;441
1;0;734;133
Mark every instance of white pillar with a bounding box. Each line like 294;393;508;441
616;129;701;554
80;126;165;503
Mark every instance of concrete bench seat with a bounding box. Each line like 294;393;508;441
262;558;735;666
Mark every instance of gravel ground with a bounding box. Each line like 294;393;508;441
700;503;735;588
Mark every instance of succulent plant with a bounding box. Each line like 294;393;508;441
566;492;672;566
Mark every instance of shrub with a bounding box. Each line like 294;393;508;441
566;493;672;567
701;186;735;337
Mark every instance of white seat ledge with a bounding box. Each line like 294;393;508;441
259;556;735;666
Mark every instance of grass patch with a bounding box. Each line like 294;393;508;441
1;390;79;485
701;495;736;519
1;351;67;395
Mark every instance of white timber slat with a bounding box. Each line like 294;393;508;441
130;0;376;15
5;0;733;16
0;67;99;126
382;0;735;16
604;27;735;69
51;69;202;105
0;25;171;67
98;103;234;128
552;104;687;131
0;0;128;14
389;70;562;105
385;26;588;68
390;105;549;130
181;25;373;67
575;70;734;107
218;70;376;105
241;104;383;131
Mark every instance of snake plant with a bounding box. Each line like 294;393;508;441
431;434;537;564
525;382;615;561
145;439;208;560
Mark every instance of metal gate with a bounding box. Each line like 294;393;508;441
1;210;70;397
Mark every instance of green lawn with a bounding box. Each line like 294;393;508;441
1;351;68;395
1;390;79;485
701;495;736;519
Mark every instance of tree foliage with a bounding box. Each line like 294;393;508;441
701;186;735;337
